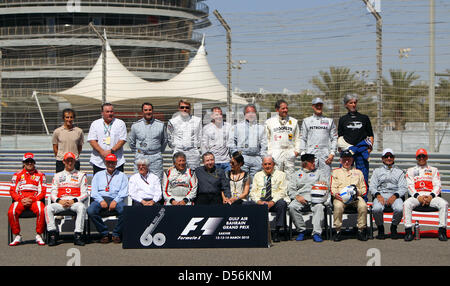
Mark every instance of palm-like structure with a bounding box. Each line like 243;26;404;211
382;69;420;130
311;66;365;120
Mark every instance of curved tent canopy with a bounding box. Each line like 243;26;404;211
52;37;248;106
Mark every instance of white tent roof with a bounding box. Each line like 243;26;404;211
55;37;248;106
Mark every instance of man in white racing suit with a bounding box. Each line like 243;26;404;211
265;99;300;175
45;152;89;246
163;152;198;205
300;97;337;180
167;100;202;170
403;148;448;241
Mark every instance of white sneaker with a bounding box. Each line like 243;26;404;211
9;235;22;246
35;234;45;246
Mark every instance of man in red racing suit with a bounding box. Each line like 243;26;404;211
8;152;47;246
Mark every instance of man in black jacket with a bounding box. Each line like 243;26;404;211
195;152;231;205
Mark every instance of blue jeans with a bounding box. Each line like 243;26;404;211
87;196;125;237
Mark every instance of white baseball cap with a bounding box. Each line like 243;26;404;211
382;148;394;157
312;97;324;105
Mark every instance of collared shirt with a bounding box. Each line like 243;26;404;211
88;117;127;168
250;169;289;203
331;167;367;197
52;125;84;160
229;120;267;157
91;169;129;203
369;164;407;198
128;117;167;155
201;122;231;163
288;167;329;202
128;172;162;203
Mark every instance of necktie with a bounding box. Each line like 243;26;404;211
263;174;272;201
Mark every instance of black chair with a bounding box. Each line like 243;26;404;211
269;209;290;241
7;198;47;245
288;204;331;240
327;197;372;240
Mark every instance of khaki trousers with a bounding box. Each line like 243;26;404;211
333;197;367;231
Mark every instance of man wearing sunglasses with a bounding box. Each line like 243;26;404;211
167;100;202;170
404;148;448;241
369;148;407;239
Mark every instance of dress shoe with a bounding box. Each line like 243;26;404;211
358;229;368;241
390;225;399;240
404;227;414;241
376;225;385;240
112;235;122;244
272;232;280;243
100;235;110;243
333;231;343;242
438;227;448;241
74;232;85;246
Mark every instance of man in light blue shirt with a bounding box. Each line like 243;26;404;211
87;153;128;243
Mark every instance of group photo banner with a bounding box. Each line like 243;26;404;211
122;204;269;249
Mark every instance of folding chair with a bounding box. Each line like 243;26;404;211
7;198;47;245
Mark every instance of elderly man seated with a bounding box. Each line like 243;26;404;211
128;158;162;206
369;148;407;240
288;153;329;243
249;155;289;242
331;150;368;242
163;152;198;206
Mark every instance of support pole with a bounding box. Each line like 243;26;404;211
32;91;50;135
429;0;436;152
213;10;232;113
362;0;383;151
89;22;107;104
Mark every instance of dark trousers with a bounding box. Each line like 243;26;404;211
92;163;124;175
87;196;124;237
56;160;80;173
247;199;287;228
195;193;223;205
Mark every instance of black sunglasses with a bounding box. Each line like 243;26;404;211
179;106;190;110
382;154;394;159
416;154;427;159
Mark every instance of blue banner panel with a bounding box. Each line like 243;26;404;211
122;204;269;249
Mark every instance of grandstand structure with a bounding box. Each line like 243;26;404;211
0;0;210;134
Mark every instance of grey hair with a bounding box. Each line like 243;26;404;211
173;151;186;163
343;93;358;105
262;155;275;164
135;158;150;167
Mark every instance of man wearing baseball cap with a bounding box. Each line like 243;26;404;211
403;148;448;241
87;153;129;243
45;152;89;246
300;97;337;180
8;152;47;246
287;153;329;242
369;148;407;239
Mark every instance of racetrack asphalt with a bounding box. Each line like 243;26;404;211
0;174;449;267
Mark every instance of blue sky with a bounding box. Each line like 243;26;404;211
201;0;450;93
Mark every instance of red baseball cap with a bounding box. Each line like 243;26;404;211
63;152;76;160
416;148;428;157
22;152;35;162
105;153;117;162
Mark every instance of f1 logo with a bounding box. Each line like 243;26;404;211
181;217;223;236
366;0;381;13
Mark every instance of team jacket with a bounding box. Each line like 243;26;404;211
288;167;329;202
330;167;367;197
405;164;441;198
265;115;301;153
369;165;407;198
163;167;198;204
300;114;337;154
10;169;47;202
50;169;89;203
